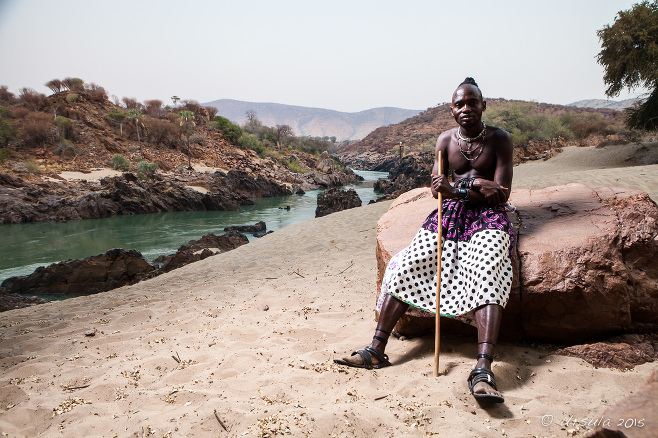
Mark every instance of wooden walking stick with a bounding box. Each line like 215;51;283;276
434;151;443;377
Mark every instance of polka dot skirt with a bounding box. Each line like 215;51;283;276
377;228;512;319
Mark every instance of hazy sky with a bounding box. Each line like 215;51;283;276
0;0;648;112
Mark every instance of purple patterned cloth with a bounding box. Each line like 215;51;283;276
421;199;515;258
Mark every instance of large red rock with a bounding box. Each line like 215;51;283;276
375;184;658;342
585;368;658;438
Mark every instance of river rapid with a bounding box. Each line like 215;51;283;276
0;170;387;285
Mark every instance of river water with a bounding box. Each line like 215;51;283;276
0;170;388;284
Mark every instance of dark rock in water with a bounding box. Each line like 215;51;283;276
295;188;306;195
254;230;274;238
315;188;362;218
159;230;250;272
177;230;249;253
223;170;292;198
375;152;433;200
0;287;49;312
160;248;214;273
1;248;156;296
224;221;266;233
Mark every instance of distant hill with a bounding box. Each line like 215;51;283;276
202;99;422;141
568;98;640;110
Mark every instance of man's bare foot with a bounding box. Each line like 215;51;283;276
334;346;391;370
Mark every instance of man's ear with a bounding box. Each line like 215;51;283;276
482;100;487;112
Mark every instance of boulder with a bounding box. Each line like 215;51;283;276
157;230;249;272
315;151;337;173
315;188;362;218
224;221;266;233
0;287;49;312
375;185;658;342
585;368;658;437
1;248;156;295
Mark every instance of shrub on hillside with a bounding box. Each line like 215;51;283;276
21;112;53;146
0;86;16;105
0;147;11;163
110;154;130;171
237;133;264;154
85;83;107;102
143;116;179;147
62;77;84;92
122;97;142;110
18;88;45;111
215;116;243;145
66;93;79;103
137;160;158;179
24;160;42;174
0;106;17;146
54;139;77;159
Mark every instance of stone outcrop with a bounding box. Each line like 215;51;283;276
374;152;433;200
585;368;658;438
1;248;156;295
375;185;658;342
155;230;250;272
555;334;657;369
315;188;362;218
0;172;253;224
0;287;49;312
224;221;266;233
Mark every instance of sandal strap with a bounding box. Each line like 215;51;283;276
356;349;374;370
364;346;391;366
468;367;498;391
478;341;496;347
373;335;388;344
477;353;494;363
375;328;391;336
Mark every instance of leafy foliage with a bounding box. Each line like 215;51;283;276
214;116;243;145
485;101;619;146
237;133;264;154
110;154;130;171
597;1;658;130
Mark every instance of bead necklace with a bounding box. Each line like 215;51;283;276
457;122;486;142
457;122;486;162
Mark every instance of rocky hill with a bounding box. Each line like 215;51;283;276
202;99;422;141
0;82;361;224
568;98;641;110
338;98;629;170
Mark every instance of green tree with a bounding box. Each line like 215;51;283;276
106;110;129;136
597;0;658;130
179;110;195;168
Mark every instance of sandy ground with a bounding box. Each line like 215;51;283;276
56;168;124;182
0;144;656;437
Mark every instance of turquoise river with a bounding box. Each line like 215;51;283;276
0;170;388;285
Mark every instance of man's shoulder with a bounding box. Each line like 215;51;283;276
486;125;512;142
438;127;458;141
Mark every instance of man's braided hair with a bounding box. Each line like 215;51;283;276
458;77;482;99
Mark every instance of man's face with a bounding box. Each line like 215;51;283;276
450;85;486;130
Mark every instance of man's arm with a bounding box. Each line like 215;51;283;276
431;132;454;199
472;130;513;204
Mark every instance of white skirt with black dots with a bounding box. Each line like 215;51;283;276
376;227;513;325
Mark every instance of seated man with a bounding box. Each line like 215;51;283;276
335;77;514;404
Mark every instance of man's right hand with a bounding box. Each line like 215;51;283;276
473;179;508;205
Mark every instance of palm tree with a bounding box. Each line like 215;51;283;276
179;110;195;169
128;108;144;158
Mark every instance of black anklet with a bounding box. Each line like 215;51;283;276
477;353;494;363
373;335;388;344
375;328;391;336
478;341;496;347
